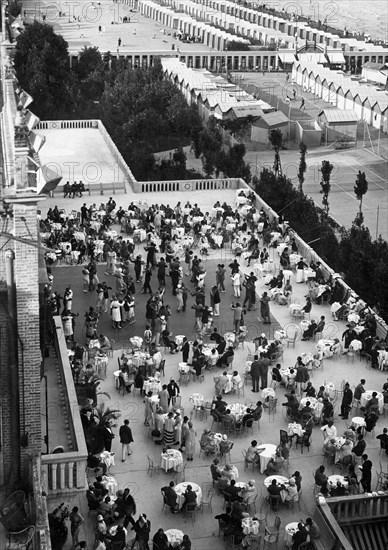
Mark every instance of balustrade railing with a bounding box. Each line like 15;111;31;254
41;317;88;496
326;493;388;525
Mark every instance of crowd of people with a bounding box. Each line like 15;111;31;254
42;191;388;550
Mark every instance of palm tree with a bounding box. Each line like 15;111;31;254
268;129;284;177
353;170;368;226
93;402;121;429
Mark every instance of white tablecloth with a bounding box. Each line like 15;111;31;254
262;388;276;400
175;482;202;509
287;423;305;437
348;313;360;324
101;475;118;496
229;403;248;420
221;465;239;481
274;330;286;340
351;416;366;430
175;335;185;347
242;518;261;535
360;391;384;414
190;393;204;407
143;378;162;395
160;450;183;472
179;362;190;373
328;475;349;488
165;529;184;547
325;382;336;400
349;339;362;352
299;397;318;410
264;475;289;501
284;522;299;547
257;444;277;474
289;303;303;315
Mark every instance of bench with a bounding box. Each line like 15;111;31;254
311;506;336;550
52;181;127;197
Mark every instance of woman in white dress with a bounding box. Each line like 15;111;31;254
231;271;241;298
110;295;123;329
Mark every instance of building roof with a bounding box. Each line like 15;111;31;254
318;109;358;123
253;111;289;128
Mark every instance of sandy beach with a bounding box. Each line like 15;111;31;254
277;0;387;41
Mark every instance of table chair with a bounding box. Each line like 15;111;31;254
218;519;228;537
6;525;35;550
266;495;281;512
286;328;298;348
184;502;197;524
199;492;214;513
263;515;281;549
173;463;187;484
146;455;160;477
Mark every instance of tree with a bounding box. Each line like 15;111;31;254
353;171;368;226
76;46;103;79
14;22;72;119
198;117;223;177
319;160;334;215
268;129;284;177
297;142;307;191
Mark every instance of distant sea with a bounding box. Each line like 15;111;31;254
273;0;388;41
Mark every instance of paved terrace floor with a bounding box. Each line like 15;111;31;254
38;128;129;188
23;1;213;54
39;189;388;550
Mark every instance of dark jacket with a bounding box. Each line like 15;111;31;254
119;424;134;445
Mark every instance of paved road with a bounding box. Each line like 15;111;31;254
245;147;388;239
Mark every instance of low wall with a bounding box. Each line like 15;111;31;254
35;119;137;193
135;178;240;193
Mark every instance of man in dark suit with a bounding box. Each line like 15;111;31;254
161;481;179;513
250;355;261;393
223;479;243;502
181;337;190;363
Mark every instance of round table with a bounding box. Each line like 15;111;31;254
160;450;183;472
348;313;360;324
264;475;289;488
300;320;309;332
244;362;252;373
284;522;299;547
175;335;185;347
264;475;289;501
325;382;336;400
143;378;162;395
175;482;202;509
190;393;204;407
165;529;184;547
178;362;190;373
289;303;303;315
274;330;286;340
130;336;143;349
351;417;366;430
299;397;318;410
221;465;239;481
242;518;261;535
262;388;276;400
287;423;305;437
349;339;362;352
101;475;118;496
360;391;384;414
257;444;277;474
328;475;349;489
229;403;248;420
